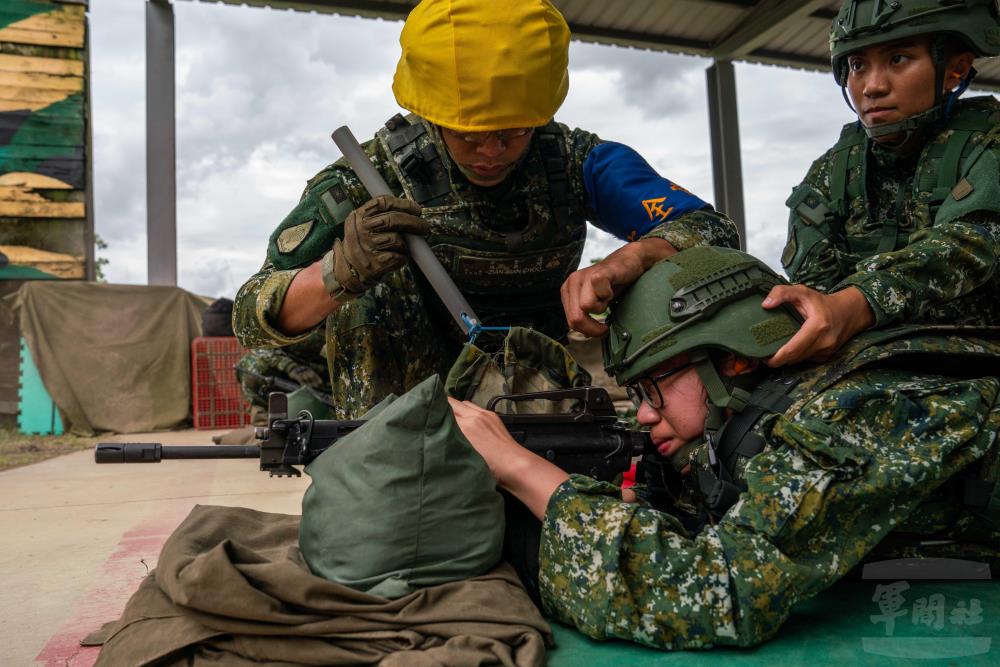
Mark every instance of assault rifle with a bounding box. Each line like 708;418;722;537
94;387;649;480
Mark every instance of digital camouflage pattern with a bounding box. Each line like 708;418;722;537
235;327;330;409
782;96;1000;328
233;115;737;418
538;327;1000;649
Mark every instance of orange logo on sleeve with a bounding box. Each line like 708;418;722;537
642;197;674;222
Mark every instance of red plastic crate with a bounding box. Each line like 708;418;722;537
191;336;251;430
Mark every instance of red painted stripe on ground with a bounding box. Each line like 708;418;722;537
34;505;201;666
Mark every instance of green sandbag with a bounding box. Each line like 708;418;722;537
299;374;504;598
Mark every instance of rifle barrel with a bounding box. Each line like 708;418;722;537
95;443;260;463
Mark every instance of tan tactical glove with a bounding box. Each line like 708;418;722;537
321;195;429;301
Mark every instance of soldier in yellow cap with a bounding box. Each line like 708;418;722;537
233;0;738;418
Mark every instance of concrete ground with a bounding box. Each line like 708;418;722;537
0;334;619;665
0;428;310;666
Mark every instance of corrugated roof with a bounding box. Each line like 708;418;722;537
182;0;1000;91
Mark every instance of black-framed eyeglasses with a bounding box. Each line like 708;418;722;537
441;126;533;148
625;361;696;409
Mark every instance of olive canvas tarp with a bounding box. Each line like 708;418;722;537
88;505;551;667
5;281;208;435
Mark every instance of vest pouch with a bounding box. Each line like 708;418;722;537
432;241;584;299
445;326;592;413
431;240;585;337
782;184;837;277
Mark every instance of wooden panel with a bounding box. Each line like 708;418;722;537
0;2;92;279
0;53;83;77
0;219;86;256
0;182;78;201
0;200;84;218
0;123;86;148
0;69;84;92
0;6;85;49
0;171;72;189
0;86;76;111
0;280;24;417
0;91;85;188
0;185;50;202
0;244;83;278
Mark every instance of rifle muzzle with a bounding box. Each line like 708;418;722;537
95;442;163;463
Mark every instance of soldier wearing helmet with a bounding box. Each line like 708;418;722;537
766;0;1000;368
451;245;1000;649
232;0;737;418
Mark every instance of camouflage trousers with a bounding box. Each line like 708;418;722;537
325;266;462;419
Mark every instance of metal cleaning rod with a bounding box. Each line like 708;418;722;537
331;126;480;335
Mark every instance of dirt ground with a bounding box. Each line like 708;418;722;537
0;418;98;471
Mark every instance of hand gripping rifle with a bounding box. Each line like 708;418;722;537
94;387;649;481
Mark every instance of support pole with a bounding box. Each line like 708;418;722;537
706;59;746;249
146;0;177;285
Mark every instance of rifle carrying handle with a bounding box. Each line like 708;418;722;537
331;125;480;335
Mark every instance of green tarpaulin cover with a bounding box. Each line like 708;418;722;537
5;281;208;434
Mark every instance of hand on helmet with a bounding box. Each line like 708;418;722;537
561;238;676;337
763;285;874;367
329;195;429;297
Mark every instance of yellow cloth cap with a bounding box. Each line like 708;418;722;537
392;0;570;132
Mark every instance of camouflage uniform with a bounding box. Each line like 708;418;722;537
233;115;737;418
539;327;1000;649
782;96;1000;328
235;327;330;411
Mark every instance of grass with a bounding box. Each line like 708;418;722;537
0;418;97;471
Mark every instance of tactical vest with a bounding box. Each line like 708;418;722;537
375;114;588;340
783;97;1000;277
642;325;1000;528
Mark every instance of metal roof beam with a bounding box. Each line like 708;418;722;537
712;0;831;59
568;23;712;55
188;0;414;18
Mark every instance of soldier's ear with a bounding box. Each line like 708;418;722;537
944;51;976;92
718;354;759;378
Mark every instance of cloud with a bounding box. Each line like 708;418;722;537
570;42;708;120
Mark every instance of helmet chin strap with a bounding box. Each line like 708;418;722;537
864;104;944;142
691;353;751;466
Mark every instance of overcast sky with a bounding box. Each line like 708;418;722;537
89;0;857;298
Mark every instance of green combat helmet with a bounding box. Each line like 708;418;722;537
603;246;799;391
603;246;802;519
830;0;1000;139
